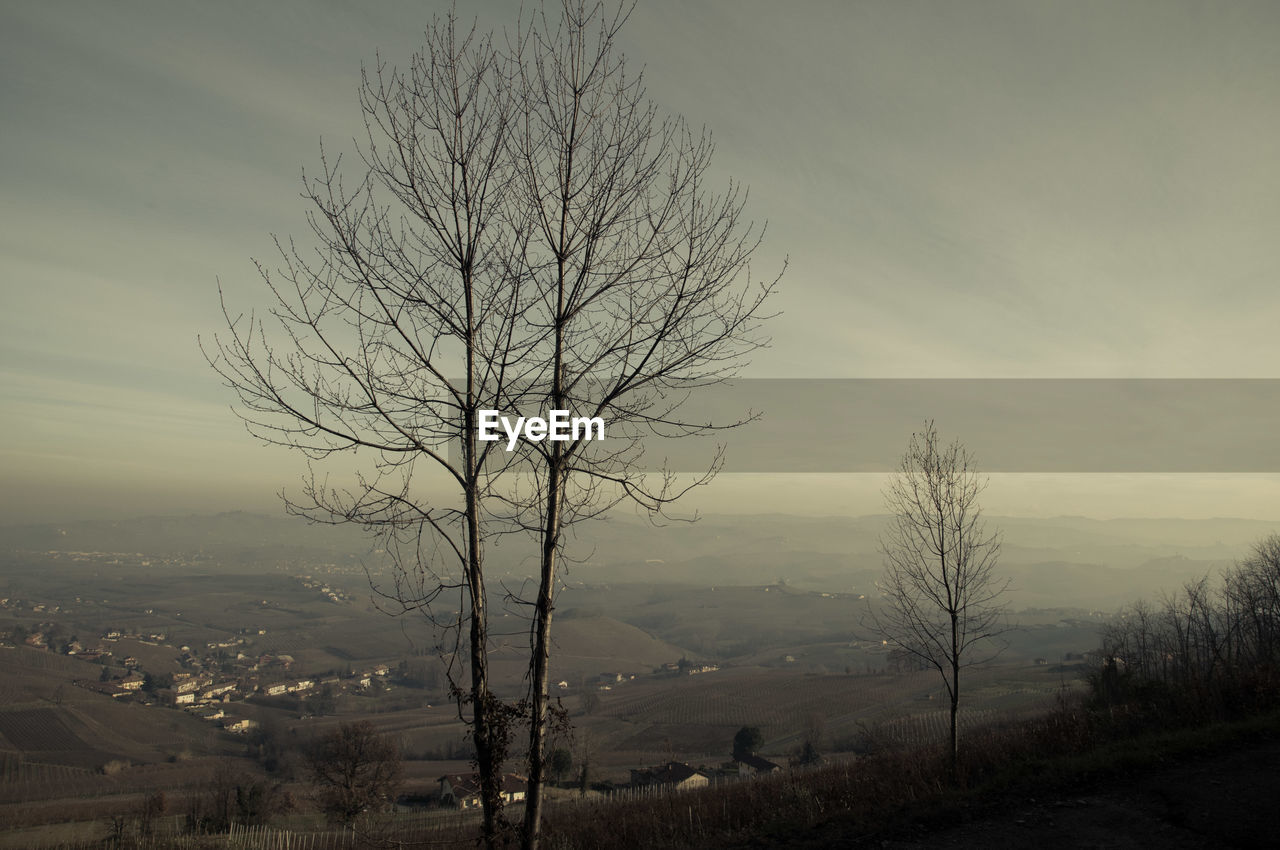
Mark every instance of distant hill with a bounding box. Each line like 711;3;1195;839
0;510;375;559
2;510;1274;610
548;615;691;669
563;513;1275;608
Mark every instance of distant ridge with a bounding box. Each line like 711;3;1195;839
3;511;1274;610
0;510;373;556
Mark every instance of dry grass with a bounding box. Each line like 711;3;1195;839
533;692;1280;849
9;694;1280;849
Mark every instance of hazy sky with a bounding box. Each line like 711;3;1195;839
3;1;1279;523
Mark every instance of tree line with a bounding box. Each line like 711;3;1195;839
1096;534;1280;718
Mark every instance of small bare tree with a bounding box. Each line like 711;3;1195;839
872;421;1008;772
1098;533;1280;715
306;721;402;825
1229;534;1280;667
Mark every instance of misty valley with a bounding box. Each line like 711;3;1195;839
0;511;1274;847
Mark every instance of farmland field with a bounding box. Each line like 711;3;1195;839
0;510;1154;844
0;708;82;751
574;662;1082;766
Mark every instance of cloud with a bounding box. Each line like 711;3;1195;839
4;0;1279;520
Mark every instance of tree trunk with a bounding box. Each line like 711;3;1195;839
464;383;500;848
466;480;502;847
948;668;959;776
522;460;560;850
524;190;570;850
950;612;960;778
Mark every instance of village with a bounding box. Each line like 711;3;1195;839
1;585;748;787
1;586;394;740
2;587;796;817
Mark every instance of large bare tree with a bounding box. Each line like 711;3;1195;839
204;15;536;845
207;5;779;847
503;4;779;846
872;421;1008;773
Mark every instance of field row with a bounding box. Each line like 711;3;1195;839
0;709;82;751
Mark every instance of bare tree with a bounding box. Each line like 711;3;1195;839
204;14;534;844
306;721;402;825
1230;534;1280;667
503;4;780;846
872;421;1008;772
1099;533;1280;715
206;6;778;848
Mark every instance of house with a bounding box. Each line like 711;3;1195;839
438;773;528;809
629;762;709;791
223;718;258;734
78;680;129;699
155;688;188;706
733;753;781;777
175;676;208;695
118;673;145;691
438;774;479;809
201;682;237;701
